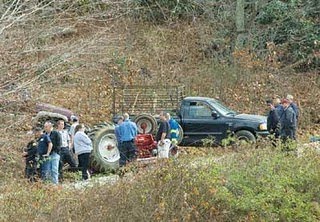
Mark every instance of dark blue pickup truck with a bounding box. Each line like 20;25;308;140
175;97;269;145
111;86;269;145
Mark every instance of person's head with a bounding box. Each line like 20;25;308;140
286;94;294;103
266;99;274;110
159;111;166;121
165;113;171;120
44;121;53;133
281;98;290;108
70;115;79;123
123;113;129;120
33;127;43;139
74;124;85;134
117;116;124;125
273;97;281;106
57;120;65;130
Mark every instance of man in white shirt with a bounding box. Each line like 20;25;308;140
57;120;77;180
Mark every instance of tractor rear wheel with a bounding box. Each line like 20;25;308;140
134;113;157;134
88;122;120;172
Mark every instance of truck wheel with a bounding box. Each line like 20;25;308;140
134;113;157;134
88;124;120;172
235;130;256;143
177;124;184;145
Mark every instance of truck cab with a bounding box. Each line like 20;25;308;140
178;97;269;145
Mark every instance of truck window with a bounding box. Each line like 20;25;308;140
187;102;212;119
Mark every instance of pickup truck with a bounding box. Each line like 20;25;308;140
111;85;269;145
175;96;268;145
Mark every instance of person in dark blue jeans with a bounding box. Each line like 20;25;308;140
119;113;138;167
36;127;53;182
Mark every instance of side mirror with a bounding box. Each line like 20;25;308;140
211;111;219;119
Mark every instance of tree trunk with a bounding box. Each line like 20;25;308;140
235;0;246;49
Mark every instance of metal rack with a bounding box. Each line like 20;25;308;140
112;85;185;116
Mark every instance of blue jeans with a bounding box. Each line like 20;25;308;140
40;157;51;182
49;152;60;184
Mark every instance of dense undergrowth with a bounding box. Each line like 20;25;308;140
0;1;320;220
1;145;320;221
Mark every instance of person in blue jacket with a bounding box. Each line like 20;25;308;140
280;99;296;145
165;113;179;145
119;113;138;166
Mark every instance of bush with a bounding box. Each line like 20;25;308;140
253;0;320;71
130;0;206;23
2;145;319;221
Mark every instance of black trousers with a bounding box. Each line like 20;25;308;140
25;162;37;182
119;141;137;167
59;147;78;179
78;152;91;180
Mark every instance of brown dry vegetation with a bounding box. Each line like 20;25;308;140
0;1;320;220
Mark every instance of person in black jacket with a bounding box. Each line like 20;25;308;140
279;99;296;149
22;127;41;182
266;99;280;137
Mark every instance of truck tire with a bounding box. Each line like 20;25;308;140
88;123;120;172
134;113;157;134
177;124;184;145
235;130;256;143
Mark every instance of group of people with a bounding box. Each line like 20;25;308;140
266;94;299;146
115;112;180;166
23;115;93;184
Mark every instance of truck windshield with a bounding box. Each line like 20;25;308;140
208;99;237;116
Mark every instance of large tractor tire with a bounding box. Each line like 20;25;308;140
88;122;120;172
134;113;157;134
32;111;68;128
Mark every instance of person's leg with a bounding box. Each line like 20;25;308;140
78;153;90;180
40;157;50;182
119;143;127;167
50;152;60;184
127;141;137;162
59;149;66;181
64;149;77;168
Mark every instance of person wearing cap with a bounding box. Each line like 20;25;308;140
266;99;280;145
279;98;296;145
69;115;79;152
22;128;40;182
119;113;138;166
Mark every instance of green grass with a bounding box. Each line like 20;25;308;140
1;144;320;221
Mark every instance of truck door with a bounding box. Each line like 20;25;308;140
181;101;229;144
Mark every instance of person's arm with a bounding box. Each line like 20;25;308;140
81;132;92;146
44;142;52;157
43;135;52;157
67;133;72;149
160;122;167;144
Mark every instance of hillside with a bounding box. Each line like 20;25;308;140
0;1;320;220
